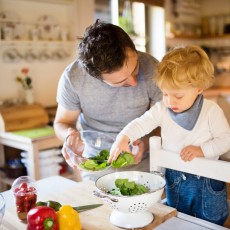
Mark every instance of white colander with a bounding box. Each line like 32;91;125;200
93;171;166;229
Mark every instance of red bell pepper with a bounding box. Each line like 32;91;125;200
27;206;59;230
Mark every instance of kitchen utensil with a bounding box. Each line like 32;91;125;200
93;171;166;229
65;130;114;172
0;194;6;226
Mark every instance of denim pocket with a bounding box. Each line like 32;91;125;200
166;169;181;188
165;169;181;208
202;178;228;223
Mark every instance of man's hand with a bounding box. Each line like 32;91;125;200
62;128;83;169
180;145;204;162
132;139;145;164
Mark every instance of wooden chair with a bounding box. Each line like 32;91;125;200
150;136;230;229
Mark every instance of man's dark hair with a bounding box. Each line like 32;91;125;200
77;20;136;79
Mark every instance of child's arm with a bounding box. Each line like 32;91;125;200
108;103;162;163
108;134;130;163
180;145;204;162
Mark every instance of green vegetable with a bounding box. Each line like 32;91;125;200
36;201;62;211
110;178;149;196
79;150;135;171
47;200;62;211
79;150;111;171
111;152;135;168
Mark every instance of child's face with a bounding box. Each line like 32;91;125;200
161;87;203;113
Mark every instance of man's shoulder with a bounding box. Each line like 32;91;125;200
138;51;159;64
63;59;88;82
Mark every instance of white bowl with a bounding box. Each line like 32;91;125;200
65;130;115;172
94;171;166;229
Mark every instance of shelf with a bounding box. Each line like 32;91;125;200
0;172;15;186
167;34;230;40
0;40;77;47
3;0;75;5
166;35;230;48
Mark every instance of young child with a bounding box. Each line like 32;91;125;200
108;45;230;225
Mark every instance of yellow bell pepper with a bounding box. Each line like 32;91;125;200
57;205;82;230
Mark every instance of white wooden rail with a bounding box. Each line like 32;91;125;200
150;136;230;183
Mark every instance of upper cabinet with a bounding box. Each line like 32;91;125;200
164;0;230;48
0;0;78;44
0;0;94;107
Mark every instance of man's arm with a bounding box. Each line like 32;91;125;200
53;104;81;142
132;127;161;164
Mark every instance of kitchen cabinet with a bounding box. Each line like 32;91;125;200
0;103;81;191
0;0;94;107
0;0;78;61
0;130;82;191
165;0;230;37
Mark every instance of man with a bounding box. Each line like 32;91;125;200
54;20;162;181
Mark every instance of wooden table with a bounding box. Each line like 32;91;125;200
1;176;177;230
0;131;62;184
2;176;227;230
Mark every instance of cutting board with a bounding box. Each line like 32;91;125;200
0;103;49;131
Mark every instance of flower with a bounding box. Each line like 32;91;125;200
16;68;32;90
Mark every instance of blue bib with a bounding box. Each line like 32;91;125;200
168;94;204;131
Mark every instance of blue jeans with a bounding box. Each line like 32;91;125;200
165;169;228;225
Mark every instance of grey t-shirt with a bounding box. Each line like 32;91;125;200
57;51;162;180
57;51;162;140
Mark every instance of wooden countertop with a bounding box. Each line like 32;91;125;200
203;86;230;97
1;176;177;230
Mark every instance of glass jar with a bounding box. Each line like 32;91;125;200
11;176;37;221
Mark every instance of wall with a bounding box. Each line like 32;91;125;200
0;0;94;107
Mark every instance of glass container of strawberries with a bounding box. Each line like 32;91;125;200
11;176;38;221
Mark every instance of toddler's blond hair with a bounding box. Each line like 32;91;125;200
155;45;215;90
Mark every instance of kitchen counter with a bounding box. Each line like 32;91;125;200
1;176;177;230
2;176;228;230
203;86;230;98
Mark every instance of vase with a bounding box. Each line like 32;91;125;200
24;89;34;104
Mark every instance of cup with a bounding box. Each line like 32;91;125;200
11;176;37;221
60;29;68;41
3;27;14;40
30;28;39;41
209;16;217;36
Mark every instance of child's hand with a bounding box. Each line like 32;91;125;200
180;145;204;162
108;134;130;163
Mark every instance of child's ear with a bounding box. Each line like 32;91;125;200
198;88;203;94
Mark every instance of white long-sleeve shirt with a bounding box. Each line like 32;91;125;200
120;99;230;160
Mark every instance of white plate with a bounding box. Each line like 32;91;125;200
37;15;60;41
